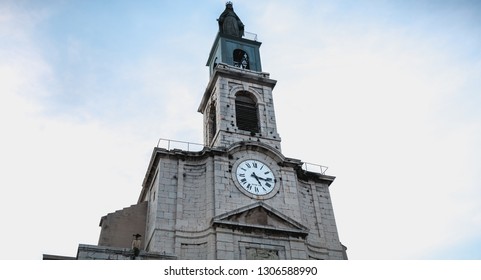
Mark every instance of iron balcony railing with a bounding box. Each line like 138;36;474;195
156;138;328;175
156;138;204;152
301;162;329;175
243;31;257;41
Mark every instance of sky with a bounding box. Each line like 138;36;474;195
1;0;481;260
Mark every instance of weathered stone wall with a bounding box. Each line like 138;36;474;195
316;183;345;259
97;201;148;249
201;66;282;151
77;244;175;260
140;143;346;260
143;156;179;254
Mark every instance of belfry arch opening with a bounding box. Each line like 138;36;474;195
233;49;249;69
235;91;259;134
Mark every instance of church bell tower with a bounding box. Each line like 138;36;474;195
73;2;347;260
198;2;281;151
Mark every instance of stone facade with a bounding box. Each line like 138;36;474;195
131;141;346;260
198;64;282;151
68;3;347;261
98;201;148;249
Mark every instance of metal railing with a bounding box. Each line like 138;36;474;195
243;31;258;41
156;138;329;174
156;138;205;152
302;162;329;175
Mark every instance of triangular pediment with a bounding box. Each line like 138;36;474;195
212;202;309;237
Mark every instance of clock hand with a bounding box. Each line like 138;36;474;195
251;172;263;186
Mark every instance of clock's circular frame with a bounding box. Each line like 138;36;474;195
232;158;278;199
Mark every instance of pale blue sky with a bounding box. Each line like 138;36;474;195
1;0;481;260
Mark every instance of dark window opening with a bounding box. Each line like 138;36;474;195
233;49;249;69
235;92;259;133
208;103;217;143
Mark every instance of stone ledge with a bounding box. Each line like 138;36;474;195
76;244;177;260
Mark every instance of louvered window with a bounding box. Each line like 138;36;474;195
235;92;259;133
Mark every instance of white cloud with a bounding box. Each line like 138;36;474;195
0;3;151;259
254;4;481;258
0;52;157;258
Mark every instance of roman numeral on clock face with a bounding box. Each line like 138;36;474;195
236;159;275;196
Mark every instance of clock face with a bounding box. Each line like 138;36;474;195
235;159;276;196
